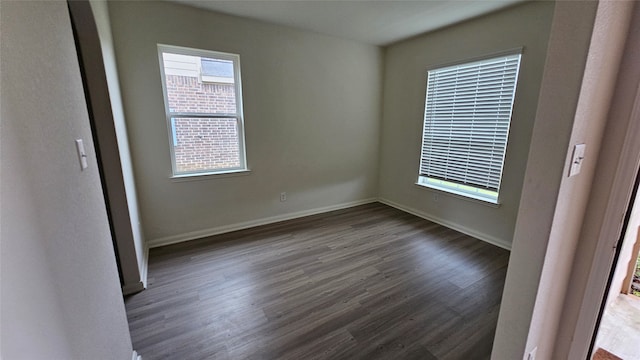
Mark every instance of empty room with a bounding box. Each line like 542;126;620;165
3;0;640;360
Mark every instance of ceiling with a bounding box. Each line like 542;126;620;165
169;0;527;46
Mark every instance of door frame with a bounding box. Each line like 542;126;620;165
67;0;146;295
587;164;640;357
567;81;640;359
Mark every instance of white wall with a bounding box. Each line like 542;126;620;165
493;1;634;359
591;0;640;312
522;2;632;358
555;2;640;358
107;1;383;246
377;1;555;249
88;0;149;293
599;0;640;312
1;1;133;358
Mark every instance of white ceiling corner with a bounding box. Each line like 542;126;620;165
166;0;528;46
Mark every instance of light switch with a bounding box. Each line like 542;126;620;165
75;139;88;170
569;143;585;177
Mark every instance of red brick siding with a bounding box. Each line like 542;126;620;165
173;118;240;173
165;75;236;113
164;74;241;172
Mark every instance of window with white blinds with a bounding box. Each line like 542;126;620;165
418;52;521;203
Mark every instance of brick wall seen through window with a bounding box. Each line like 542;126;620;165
159;47;247;176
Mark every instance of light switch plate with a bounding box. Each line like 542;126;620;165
569;144;586;177
75;139;88;170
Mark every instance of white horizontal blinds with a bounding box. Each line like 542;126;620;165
420;53;521;192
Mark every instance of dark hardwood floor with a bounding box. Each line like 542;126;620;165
125;203;510;360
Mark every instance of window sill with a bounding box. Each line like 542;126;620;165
171;169;251;182
414;182;501;208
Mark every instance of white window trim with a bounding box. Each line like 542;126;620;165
417;48;523;204
201;75;234;84
157;44;249;178
170;169;252;182
415;174;503;205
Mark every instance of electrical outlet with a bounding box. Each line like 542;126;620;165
280;192;287;202
527;347;537;360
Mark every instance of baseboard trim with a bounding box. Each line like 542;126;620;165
132;350;141;360
148;198;378;248
140;244;149;289
122;245;149;296
122;281;145;296
378;198;512;251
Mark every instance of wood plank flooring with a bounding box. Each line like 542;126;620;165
125;203;510;359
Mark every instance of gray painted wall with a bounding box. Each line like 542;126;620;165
377;1;555;249
107;1;383;245
1;1;133;358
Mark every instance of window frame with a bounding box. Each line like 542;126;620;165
157;44;248;178
416;49;523;205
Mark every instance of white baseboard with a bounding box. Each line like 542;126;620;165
122;244;149;296
132;350;141;360
140;244;149;288
378;197;512;250
148;198;378;248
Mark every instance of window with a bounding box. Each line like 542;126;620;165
417;52;522;203
200;58;234;84
158;45;247;177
